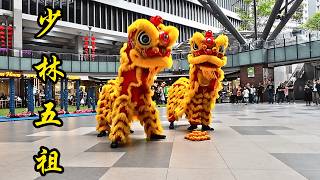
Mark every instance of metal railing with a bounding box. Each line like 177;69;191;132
0;48;189;62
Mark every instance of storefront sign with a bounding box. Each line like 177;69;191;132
0;72;21;78
247;67;255;78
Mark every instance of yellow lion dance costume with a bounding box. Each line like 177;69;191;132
96;16;178;148
167;30;228;131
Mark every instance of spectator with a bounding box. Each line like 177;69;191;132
304;81;313;106
231;87;237;104
284;84;289;103
317;80;320;104
287;81;295;104
266;81;275;104
257;82;264;103
243;87;249;105
250;84;256;103
276;83;285;104
312;80;319;105
236;86;242;104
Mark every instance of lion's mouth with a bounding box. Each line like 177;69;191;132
196;63;220;81
193;48;224;59
144;46;171;57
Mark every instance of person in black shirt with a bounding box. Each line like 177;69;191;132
257;82;264;103
304;81;313;106
276;83;285;104
266;81;274;104
287;81;295;103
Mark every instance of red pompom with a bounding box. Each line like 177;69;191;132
150;16;163;27
205;30;213;37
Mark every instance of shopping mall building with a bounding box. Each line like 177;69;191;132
0;0;245;108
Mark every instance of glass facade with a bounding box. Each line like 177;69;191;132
19;0;243;42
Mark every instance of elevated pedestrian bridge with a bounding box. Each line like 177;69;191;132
1;33;320;76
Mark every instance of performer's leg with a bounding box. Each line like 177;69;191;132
139;102;166;140
96;100;110;137
201;98;214;131
109;95;132;148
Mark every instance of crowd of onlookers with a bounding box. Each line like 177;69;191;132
151;82;169;105
229;79;320;106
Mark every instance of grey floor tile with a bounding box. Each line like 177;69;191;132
230;126;292;135
271;153;320;179
35;167;108;180
237;118;261;120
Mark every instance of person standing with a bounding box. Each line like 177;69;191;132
287;82;295;104
317;80;320;105
276;83;285;104
243;87;249;105
250;85;257;103
312;80;319;105
257;82;264;103
266;81;275;104
236;86;242;104
231;87;237;104
284;84;289;103
304;81;313;106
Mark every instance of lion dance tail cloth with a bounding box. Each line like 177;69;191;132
167;30;228;131
96;16;179;148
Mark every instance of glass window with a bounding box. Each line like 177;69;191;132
61;0;67;21
123;10;127;32
2;0;11;10
89;1;94;26
38;0;46;15
101;4;106;29
54;0;61;9
95;3;100;28
76;0;81;24
118;9;122;32
107;5;111;30
69;0;75;22
30;0;37;15
83;0;88;25
46;0;53;6
23;0;28;13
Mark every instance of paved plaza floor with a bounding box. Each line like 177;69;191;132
0;103;320;180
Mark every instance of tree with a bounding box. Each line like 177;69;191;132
236;0;304;31
303;12;320;31
236;0;275;31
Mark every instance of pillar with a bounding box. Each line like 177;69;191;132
60;80;64;109
75;80;80;110
9;78;15;116
13;0;23;50
87;87;91;109
75;35;83;60
92;86;96;112
27;79;35;115
64;78;69;114
45;81;53;100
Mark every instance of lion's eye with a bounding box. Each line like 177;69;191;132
138;32;151;45
193;43;199;50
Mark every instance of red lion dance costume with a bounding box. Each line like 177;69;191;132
167;31;228;131
96;16;179;148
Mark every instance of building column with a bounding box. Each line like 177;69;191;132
45;81;53;100
240;64;271;87
87;87;91;109
75;80;80;111
13;0;23;50
75;36;83;60
27;79;35;116
60;80;64;109
9;78;15;117
64;78;69;114
92;86;96;112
